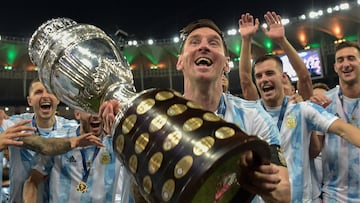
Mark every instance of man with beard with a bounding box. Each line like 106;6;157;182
23;109;132;202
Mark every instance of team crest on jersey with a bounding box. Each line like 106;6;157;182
100;150;112;164
285;114;296;128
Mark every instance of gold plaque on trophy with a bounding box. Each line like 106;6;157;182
155;91;174;101
183;117;203;132
136;99;155;115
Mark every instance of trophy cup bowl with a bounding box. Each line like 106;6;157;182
28;18;271;203
28;17;136;114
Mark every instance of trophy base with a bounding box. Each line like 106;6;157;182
113;88;271;203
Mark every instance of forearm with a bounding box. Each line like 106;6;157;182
21;135;72;156
278;38;312;100
239;37;258;100
309;132;323;158
23;177;38;203
330;119;360;147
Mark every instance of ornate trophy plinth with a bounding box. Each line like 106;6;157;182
113;88;271;203
28;18;271;203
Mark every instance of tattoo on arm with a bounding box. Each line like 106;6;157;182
21;135;72;156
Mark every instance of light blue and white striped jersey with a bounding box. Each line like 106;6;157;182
263;98;337;203
220;93;281;146
219;94;283;203
8;113;78;203
0;119;13;203
32;126;132;203
322;85;360;202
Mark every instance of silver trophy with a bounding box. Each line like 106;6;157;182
28;17;136;115
28;18;271;203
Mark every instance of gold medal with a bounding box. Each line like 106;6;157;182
77;181;87;193
100;151;111;164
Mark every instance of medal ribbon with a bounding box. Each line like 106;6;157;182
32;116;57;135
337;88;359;124
77;127;100;183
262;97;288;130
216;94;227;118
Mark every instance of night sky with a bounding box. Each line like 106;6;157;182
0;0;342;39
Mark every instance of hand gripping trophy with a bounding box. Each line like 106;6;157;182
28;18;271;203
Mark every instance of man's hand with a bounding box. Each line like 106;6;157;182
262;11;285;43
239;13;259;40
310;94;332;108
99;100;121;135
237;151;281;196
70;133;104;149
0;109;9;126
289;93;304;103
0;119;35;151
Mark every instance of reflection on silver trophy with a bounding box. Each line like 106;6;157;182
28;17;136;115
28;18;270;203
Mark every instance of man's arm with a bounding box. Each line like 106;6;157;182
238;149;290;203
328;119;360;147
23;169;47;203
20;132;104;156
0;119;34;151
309;132;324;158
1;119;103;155
262;11;313;100
239;13;260;100
0;109;9;126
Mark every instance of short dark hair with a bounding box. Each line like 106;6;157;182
335;40;360;53
284;72;292;83
179;19;228;56
312;82;330;91
28;77;41;94
254;54;283;71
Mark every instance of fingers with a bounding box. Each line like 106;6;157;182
310;95;332;107
239;13;257;26
77;133;104;147
289;93;304;103
239;151;253;168
13;119;32;127
99;101;118;135
6;122;35;135
3;120;35;140
5;139;24;147
10;131;33;139
238;151;281;195
238;163;280;195
264;11;281;25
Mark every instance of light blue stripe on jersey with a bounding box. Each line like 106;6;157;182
221;93;283;203
0;119;15;203
322;86;360;202
277;101;337;202
8;113;78;203
33;127;131;202
219;94;281;203
224;93;281;146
